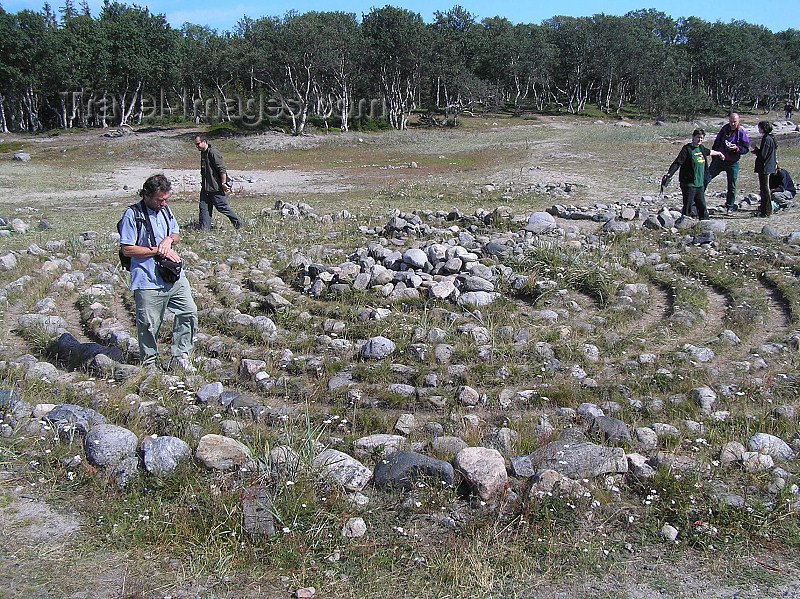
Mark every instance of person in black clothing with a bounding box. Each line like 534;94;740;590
195;135;243;231
770;163;796;210
663;129;725;220
785;102;794;120
753;121;777;217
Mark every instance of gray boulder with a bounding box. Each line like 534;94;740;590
690;387;717;414
46;404;107;440
529;440;628;479
17;313;67;336
602;219;630;234
373;450;455;490
0;253;17;271
84;424;138;468
590;416;632;445
429;435;468;457
698;219;726;233
360;336;396;360
457;291;499;307
453;446;507;500
196;381;224;403
748;433;793;460
524;212;557;233
626;453;656;478
24;361;60;384
142;435;192;475
402;248;428;269
195;434;254;471
313;449;372;492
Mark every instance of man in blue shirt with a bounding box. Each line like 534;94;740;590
119;174;197;370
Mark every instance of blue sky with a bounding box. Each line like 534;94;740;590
3;0;797;33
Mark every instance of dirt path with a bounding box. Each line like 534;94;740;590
745;279;792;350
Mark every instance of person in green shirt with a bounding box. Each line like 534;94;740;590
662;129;725;220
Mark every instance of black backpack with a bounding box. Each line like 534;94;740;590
117;201;174;270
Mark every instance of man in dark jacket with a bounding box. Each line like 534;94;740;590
663;129;725;219
770;163;796;210
704;113;750;212
195;135;243;231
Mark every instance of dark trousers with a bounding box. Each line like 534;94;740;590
681;185;708;219
705;159;739;208
758;173;773;216
199;191;242;230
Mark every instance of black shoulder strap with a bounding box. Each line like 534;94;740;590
122;202;146;246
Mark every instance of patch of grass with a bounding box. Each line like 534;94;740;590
0;141;26;153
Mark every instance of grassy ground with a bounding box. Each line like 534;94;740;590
1;112;799;599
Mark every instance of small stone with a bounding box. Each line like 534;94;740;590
661;523;679;542
342;517;367;538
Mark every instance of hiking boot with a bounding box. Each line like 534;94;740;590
166;353;196;373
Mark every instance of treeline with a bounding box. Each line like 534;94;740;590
1;1;799;134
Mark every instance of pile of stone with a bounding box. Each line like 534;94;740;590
293;210;590;308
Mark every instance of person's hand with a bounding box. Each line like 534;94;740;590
162;247;182;263
156;236;174;256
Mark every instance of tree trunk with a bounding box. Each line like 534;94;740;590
339;81;350;132
58;92;68;129
0;95;7;133
119;81;141;126
23;84;41;131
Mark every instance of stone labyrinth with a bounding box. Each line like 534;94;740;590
1;192;799;550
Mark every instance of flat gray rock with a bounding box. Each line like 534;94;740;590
195;434;254;471
313;449;371;492
360;336;396;360
457;291;499;307
353;433;406;458
529;440;628;479
373;450;454;491
241;485;276;538
748;433;793;460
524;211;557;233
47;404;107;441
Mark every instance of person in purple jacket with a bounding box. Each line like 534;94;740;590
704;113;750;212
